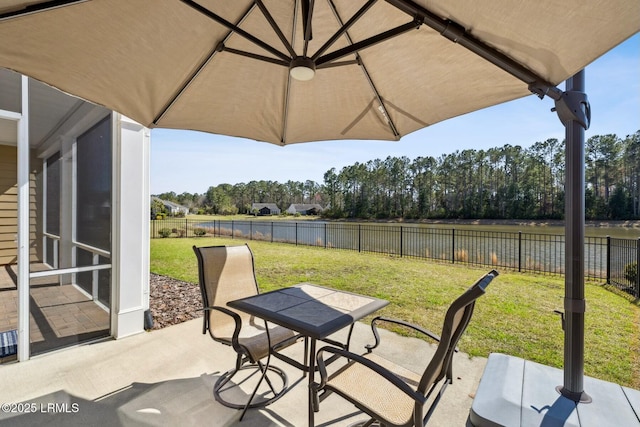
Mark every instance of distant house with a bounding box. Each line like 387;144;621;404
251;203;281;215
152;197;189;216
286;204;324;215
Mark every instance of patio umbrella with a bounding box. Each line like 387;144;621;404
1;0;639;404
0;0;637;145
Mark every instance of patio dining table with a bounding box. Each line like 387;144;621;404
227;282;389;426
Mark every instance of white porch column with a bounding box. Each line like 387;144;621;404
16;75;29;361
111;113;150;338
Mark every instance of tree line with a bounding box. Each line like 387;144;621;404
153;130;640;220
154;180;323;216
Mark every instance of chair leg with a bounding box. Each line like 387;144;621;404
239;359;270;421
258;360;279;395
214;355;244;393
213;363;289;416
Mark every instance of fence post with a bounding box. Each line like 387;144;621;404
400;226;403;257
451;229;455;263
250;222;253;240
636;238;640;298
324;223;327;249
271;222;274;243
518;231;522;272
232;221;234;239
295;222;298;246
606;236;611;284
358;224;361;253
185;218;188;238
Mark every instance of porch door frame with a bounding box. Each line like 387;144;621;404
30;108;114;357
1;75;31;361
6;76;150;361
15;75;29;361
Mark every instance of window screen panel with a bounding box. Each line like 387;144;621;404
76;116;111;251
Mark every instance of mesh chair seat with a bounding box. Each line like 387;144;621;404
312;270;499;427
328;352;422;426
215;320;296;362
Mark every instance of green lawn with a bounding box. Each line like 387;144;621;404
150;236;640;388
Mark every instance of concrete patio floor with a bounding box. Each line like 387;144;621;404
0;317;487;426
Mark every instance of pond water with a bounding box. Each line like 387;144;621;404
404;221;640;239
194;219;638;281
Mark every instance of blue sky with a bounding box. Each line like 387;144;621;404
150;34;639;195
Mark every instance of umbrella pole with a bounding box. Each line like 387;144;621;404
557;69;592;403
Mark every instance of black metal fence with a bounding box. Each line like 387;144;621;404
151;219;639;297
608;237;640;297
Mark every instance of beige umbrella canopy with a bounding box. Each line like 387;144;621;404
1;0;639;405
0;0;638;145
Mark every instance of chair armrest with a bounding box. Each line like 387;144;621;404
365;316;443;353
203;306;244;354
312;346;426;406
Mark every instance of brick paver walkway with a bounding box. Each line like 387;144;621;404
0;264;109;357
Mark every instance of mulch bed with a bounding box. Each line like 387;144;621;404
149;273;202;330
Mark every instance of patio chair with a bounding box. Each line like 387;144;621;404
311;269;499;427
192;244;301;419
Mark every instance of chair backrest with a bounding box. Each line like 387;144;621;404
193;244;259;336
417;270;498;395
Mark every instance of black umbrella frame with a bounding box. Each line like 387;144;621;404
1;0;597;402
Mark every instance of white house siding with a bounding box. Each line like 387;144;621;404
0;145;40;265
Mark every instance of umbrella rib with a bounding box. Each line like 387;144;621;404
222;47;289;67
302;0;314;57
384;0;561;100
180;0;291;62
310;0;377;62
315;21;419;67
316;59;359;69
254;0;297;58
326;0;400;139
0;0;87;21
280;0;302;145
358;62;401;139
153;2;257;125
